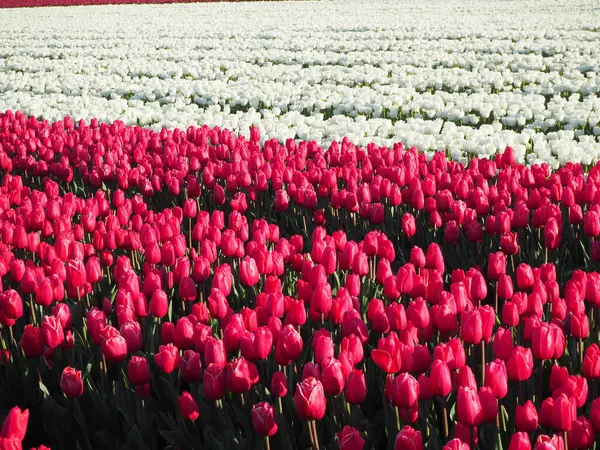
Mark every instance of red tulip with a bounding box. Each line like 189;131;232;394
516;264;535;291
271;371;288;397
487;252;506;281
338;425;365;450
544;218;561;250
240;327;273;361
372;332;402;374
443;438;470;450
479;386;498;422
567;416;594;450
389;373;419;409
552;393;575;431
515;400;538;432
582;344;600;379
20;325;44;358
0;406;29;442
180;350;203;382
461;309;483;345
240;257;260;287
456;386;483;427
294;377;326;421
178;391;199;421
251;402;278;437
155;343;179;374
60;367;83;398
278;325;303;361
120;320;143;354
507;346;534;381
203;363;226;400
484;359;508;399
509;432;532;450
205;336;227;368
401;213;416;238
42;315;64;349
226;357;259;394
583;210;600;237
394;426;422;450
429;360;452;397
532;323;555;361
345;370;366;405
128;356;151;385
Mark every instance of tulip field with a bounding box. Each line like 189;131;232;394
1;1;600;450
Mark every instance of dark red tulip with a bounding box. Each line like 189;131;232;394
338;425;366;450
583;210;600;237
395;426;422;450
128;356;151;385
203;363;226;400
180;350;203;382
345;370;366;405
60;367;83;398
120;320;143;354
20;325;44;358
271;371;288;397
251;402;278;437
516;264;535;291
278;325;303;361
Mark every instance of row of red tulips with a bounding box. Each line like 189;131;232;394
0;0;281;9
1;110;600;450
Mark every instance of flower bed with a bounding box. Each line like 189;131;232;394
0;109;600;449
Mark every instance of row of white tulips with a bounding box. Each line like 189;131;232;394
0;0;599;167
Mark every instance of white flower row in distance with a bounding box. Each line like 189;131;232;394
0;0;599;168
